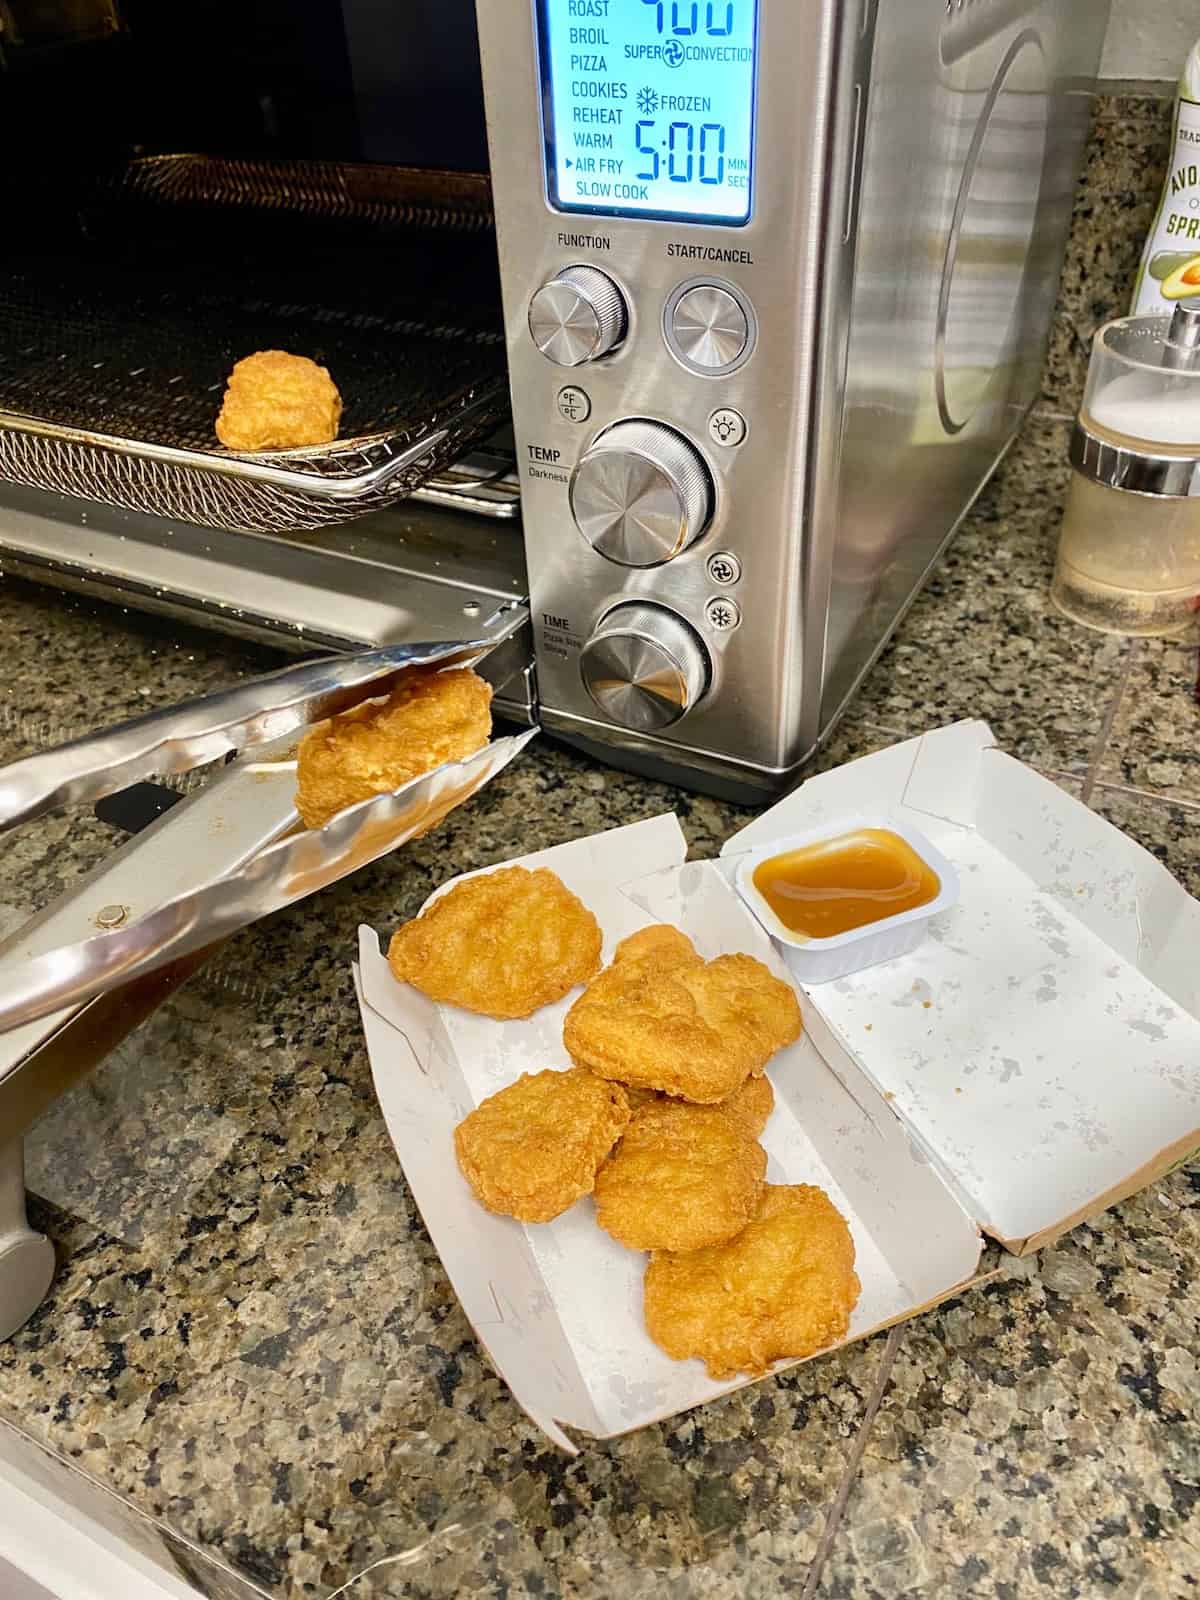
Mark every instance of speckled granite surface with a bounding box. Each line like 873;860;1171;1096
1;89;1198;1600
1039;94;1175;420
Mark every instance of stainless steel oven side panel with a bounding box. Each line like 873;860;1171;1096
816;0;1110;732
476;0;853;777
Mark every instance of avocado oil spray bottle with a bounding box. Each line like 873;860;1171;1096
1131;36;1200;313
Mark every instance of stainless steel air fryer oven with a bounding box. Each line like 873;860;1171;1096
0;0;1111;798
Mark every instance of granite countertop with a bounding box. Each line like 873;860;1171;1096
2;90;1199;1600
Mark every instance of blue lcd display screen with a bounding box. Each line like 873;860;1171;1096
538;0;758;226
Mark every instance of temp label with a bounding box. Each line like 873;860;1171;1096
526;442;570;484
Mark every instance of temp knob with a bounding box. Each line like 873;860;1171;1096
580;603;711;732
528;265;627;366
570;419;713;567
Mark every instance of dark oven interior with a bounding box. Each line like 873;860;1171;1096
0;0;510;533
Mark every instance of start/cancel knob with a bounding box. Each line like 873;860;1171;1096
665;280;754;374
580;603;711;731
569;419;713;567
528;265;627;366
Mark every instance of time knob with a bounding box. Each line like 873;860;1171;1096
569;420;713;567
579;603;711;732
528;265;627;366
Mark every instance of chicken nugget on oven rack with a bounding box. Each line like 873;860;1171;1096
388;864;603;1020
215;349;342;452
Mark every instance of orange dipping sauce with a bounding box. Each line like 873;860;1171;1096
751;828;941;940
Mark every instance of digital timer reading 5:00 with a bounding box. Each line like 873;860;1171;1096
539;0;759;225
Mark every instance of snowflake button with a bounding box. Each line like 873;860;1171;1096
704;596;742;633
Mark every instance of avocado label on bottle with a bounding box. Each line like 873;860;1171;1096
1132;72;1200;314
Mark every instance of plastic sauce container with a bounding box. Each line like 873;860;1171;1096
734;818;960;984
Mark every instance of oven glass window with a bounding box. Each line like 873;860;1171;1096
538;0;758;226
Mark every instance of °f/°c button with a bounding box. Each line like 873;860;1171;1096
557;386;592;423
707;408;747;448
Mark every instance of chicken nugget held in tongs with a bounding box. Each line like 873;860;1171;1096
295;665;493;830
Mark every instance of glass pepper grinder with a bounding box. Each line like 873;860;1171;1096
1051;297;1200;637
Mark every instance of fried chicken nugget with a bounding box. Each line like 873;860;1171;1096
388;865;603;1019
623;1085;665;1112
594;1099;766;1252
719;1072;776;1139
454;1068;631;1222
215;350;342;451
643;1184;861;1378
615;1072;776;1131
562;924;802;1103
612;924;701;972
296;666;491;830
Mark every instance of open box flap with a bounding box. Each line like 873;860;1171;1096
720;721;1200;1252
356;815;692;1448
356;933;598;1452
975;749;1200;1018
356;817;983;1445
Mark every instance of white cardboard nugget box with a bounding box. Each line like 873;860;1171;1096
354;720;1200;1450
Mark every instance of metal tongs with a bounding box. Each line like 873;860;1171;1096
0;639;535;1035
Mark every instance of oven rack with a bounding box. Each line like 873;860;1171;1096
88;154;499;237
0;157;510;535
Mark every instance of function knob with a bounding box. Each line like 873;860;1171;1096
580;603;711;732
528;265;627;366
570;419;713;568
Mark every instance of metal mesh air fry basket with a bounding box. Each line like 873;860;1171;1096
0;156;510;534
